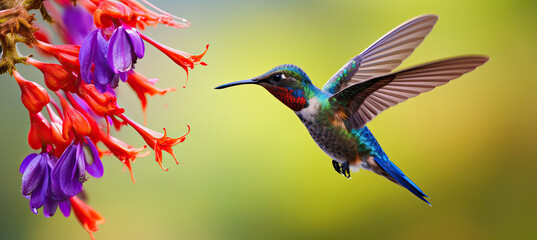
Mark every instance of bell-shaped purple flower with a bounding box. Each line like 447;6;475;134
51;137;104;200
20;152;55;214
107;26;145;82
79;29;119;93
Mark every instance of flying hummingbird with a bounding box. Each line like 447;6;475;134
215;14;488;204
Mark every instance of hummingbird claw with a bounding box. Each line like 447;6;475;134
341;161;351;179
332;160;342;174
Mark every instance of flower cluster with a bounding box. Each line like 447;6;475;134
1;0;207;239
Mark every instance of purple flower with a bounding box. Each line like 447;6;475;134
20;153;52;213
107;26;145;81
51;137;104;200
79;29;119;93
62;6;95;45
20;151;73;217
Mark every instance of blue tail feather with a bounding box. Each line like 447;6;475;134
355;126;430;205
374;155;430;205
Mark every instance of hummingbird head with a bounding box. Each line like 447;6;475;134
215;64;317;111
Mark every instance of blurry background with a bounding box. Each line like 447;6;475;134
1;0;536;239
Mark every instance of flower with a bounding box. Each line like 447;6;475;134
119;114;190;171
35;41;81;73
79;29;119;92
107;25;144;81
118;0;191;29
60;96;92;139
4;0;207;237
77;83;125;118
51;137;104;200
71;196;105;240
20;152;51;213
28;112;53;150
26;58;76;92
139;33;208;87
13;70;50;113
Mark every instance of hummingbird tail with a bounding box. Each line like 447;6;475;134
373;155;430;205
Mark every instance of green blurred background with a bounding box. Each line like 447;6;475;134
1;0;536;239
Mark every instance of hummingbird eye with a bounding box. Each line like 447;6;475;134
273;74;283;82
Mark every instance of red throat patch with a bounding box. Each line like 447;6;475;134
264;86;308;111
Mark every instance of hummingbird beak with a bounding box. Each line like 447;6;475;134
214;79;259;89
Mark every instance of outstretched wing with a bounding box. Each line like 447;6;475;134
329;56;489;130
322;14;438;94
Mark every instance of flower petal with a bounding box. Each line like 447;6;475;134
52;144;82;199
29;165;49;209
84;137;104;178
93;31;117;92
125;27;144;59
59;198;72;217
79;30;99;84
20;153;37;174
108;26;133;73
76;144;87;182
43;196;58;218
22;154;45;195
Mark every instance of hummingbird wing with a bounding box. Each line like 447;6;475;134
329;56;489;130
322;14;438;94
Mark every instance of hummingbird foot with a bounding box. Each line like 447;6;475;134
340;161;351;179
332;160;351;179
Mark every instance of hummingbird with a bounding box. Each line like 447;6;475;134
215;14;488;204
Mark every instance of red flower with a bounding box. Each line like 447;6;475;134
46;105;71;156
70;196;105;240
126;71;175;123
119;0;190;29
78;83;125;117
119;114;189;171
27;58;76;92
98;134;148;182
59;96;91;139
35;40;81;73
13;70;50;113
139;33;208;87
28;112;53;150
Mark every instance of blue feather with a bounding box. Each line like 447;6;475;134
355;126;430;205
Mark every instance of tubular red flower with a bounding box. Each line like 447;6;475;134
119;114;189;171
119;0;190;29
28;112;53;150
13;70;50;113
27;58;77;92
78;83;125;117
139;33;208;87
70;196;105;240
126;71;175;123
35;41;81;73
99;134;148;182
46;105;71;156
59;96;91;139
